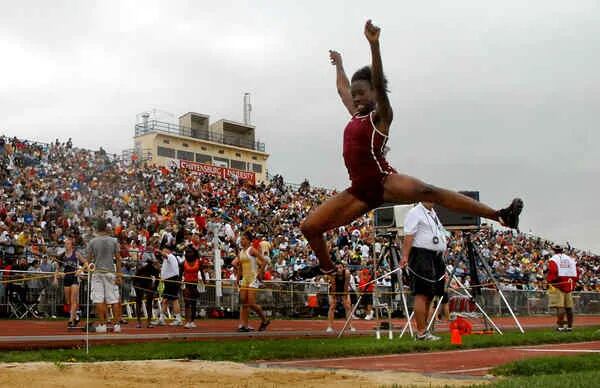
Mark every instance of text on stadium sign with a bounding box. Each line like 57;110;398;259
179;160;255;185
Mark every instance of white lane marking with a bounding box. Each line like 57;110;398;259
437;367;491;374
269;348;486;365
519;349;600;353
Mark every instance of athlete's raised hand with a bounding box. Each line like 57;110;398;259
329;50;343;66
364;19;380;44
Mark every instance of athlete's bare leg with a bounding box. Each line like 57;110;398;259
69;285;79;322
383;173;521;225
301;191;370;273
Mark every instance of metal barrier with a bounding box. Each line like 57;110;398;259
2;274;600;319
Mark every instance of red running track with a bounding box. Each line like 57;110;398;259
262;341;600;376
0;315;598;350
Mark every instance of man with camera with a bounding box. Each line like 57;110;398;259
401;202;447;341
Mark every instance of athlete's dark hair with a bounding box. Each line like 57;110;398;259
351;66;389;92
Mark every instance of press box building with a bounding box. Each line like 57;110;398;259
133;112;269;184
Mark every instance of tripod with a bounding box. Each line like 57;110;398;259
428;231;524;335
338;231;413;337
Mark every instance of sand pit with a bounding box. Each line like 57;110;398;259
0;360;488;387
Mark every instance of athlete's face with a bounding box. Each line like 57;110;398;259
350;80;376;114
240;235;250;248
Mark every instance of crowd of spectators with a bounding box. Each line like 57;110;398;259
0;135;598;318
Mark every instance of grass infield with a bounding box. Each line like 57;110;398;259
1;326;599;364
476;353;600;388
493;353;600;376
481;371;600;388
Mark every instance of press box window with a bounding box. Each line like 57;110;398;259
157;146;175;158
195;153;212;163
230;160;246;170
213;157;229;168
176;150;194;161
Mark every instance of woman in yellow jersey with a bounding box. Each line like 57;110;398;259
236;230;270;332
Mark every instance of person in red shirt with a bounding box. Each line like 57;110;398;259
359;269;375;320
547;244;579;332
182;245;204;329
263;266;273;281
194;214;206;234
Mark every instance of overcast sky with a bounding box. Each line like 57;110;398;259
1;1;598;253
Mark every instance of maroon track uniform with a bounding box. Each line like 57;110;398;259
343;111;396;208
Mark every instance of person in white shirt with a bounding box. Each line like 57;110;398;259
401;202;448;341
152;248;182;326
360;244;370;261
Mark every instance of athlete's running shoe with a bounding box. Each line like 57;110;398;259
415;331;440;341
258;320;271;332
497;198;524;230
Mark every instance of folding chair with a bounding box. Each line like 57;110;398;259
7;288;40;319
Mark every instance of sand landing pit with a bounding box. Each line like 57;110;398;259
0;360;488;387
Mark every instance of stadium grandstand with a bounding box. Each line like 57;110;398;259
0;132;598;323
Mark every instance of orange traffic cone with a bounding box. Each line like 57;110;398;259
450;328;462;345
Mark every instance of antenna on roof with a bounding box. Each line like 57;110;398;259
243;93;252;125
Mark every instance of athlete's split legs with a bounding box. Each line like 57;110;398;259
382;173;498;221
302;172;517;274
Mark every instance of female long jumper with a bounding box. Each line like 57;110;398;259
299;20;523;278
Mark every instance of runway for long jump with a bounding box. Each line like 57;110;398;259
1;315;599;350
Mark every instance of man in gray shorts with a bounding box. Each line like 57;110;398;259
88;218;122;333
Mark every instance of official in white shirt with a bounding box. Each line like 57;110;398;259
401;202;448;341
153;249;182;326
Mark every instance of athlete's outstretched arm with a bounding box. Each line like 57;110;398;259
365;20;393;133
329;50;356;116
